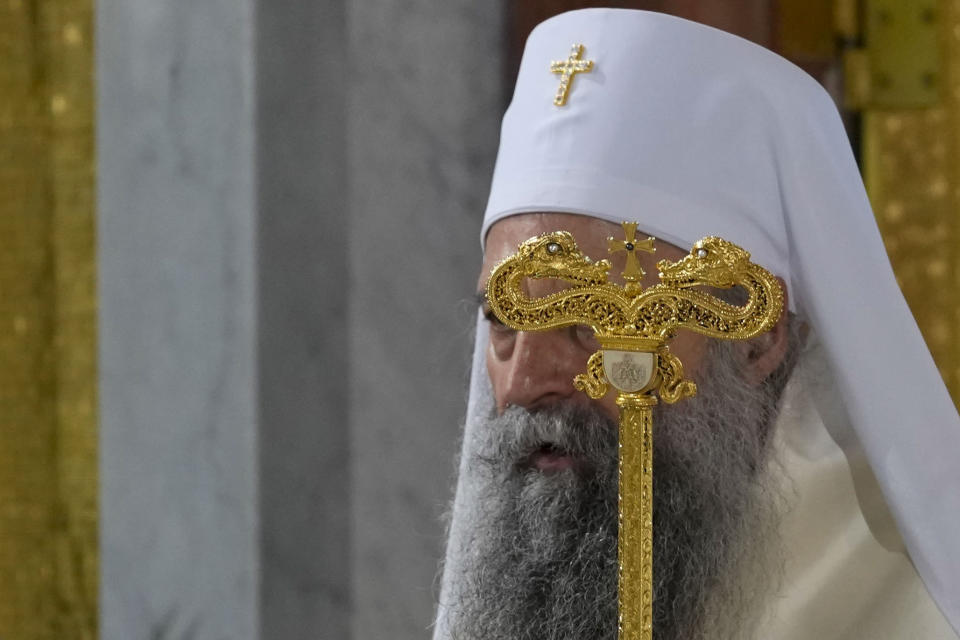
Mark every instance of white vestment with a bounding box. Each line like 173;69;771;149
758;342;957;638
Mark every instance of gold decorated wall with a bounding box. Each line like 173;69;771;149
862;0;960;405
0;0;98;638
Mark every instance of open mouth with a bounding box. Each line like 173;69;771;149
526;442;577;472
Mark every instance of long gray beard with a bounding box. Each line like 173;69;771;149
443;342;786;640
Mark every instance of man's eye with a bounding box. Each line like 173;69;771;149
484;309;513;333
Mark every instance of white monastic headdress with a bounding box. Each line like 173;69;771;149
436;9;960;637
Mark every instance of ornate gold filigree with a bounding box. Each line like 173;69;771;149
657;347;697;404
487;231;783;345
574;351;609;399
485;222;784;640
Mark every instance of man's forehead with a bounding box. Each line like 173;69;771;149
478;213;620;290
483;213;620;260
478;212;686;288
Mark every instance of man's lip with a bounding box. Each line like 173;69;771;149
528;445;577;472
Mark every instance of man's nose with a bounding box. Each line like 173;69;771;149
498;328;585;412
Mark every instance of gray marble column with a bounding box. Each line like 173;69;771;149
99;0;349;638
256;0;350;637
347;1;504;637
99;0;503;637
97;0;259;637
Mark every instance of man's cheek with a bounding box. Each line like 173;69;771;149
486;346;508;414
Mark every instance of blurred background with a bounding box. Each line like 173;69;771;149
1;0;957;638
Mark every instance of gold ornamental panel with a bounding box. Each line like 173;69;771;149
863;0;960;406
0;0;98;638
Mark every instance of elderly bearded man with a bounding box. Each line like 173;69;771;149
432;9;960;640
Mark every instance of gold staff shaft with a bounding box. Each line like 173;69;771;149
617;394;656;640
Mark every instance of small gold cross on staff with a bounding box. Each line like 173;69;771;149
550;43;595;106
609;222;656;296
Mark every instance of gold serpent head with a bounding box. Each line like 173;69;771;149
516;231;611;285
656;236;751;289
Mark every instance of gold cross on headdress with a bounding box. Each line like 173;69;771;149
608;222;656;295
550;44;594;106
